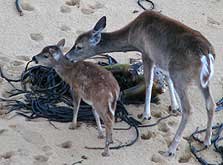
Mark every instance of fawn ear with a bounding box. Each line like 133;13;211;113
49;48;60;61
57;39;65;49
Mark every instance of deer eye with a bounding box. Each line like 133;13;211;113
75;45;83;51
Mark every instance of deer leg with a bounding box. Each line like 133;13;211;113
141;56;155;120
167;77;180;112
69;91;81;130
101;115;113;157
160;80;191;156
92;108;104;139
200;85;215;146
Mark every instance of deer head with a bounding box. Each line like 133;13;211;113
32;39;65;66
65;16;106;62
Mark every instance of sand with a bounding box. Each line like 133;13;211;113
0;0;223;164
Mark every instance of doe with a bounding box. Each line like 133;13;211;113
65;11;216;156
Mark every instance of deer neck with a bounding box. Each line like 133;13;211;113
95;27;138;53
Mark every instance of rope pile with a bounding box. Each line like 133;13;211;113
0;55;175;150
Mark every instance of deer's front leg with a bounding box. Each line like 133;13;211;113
141;56;155;120
166;77;181;113
69;90;81;130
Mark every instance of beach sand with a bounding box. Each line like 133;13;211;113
0;0;223;164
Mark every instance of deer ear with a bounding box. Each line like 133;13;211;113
49;48;60;61
93;16;106;33
89;32;101;46
57;39;65;49
89;16;106;46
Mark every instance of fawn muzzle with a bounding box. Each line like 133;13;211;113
32;56;38;64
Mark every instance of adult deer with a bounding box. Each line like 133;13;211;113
65;11;216;156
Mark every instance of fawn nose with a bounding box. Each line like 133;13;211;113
32;56;38;64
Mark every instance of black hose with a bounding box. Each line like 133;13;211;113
137;0;155;10
15;0;23;16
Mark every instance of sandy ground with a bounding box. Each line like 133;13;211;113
0;0;223;165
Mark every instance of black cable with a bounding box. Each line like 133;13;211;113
15;0;23;16
188;124;223;165
137;0;155;10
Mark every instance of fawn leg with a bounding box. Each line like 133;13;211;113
69;90;81;130
92;108;104;139
100;108;114;157
101;121;113;157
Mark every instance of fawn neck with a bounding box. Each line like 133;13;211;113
95;27;137;54
54;55;74;77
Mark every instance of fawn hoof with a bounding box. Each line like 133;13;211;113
137;113;151;120
159;150;175;157
102;151;110;157
98;134;105;139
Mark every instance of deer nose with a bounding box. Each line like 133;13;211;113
32;56;38;64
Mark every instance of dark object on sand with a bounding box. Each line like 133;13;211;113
137;0;155;10
216;98;223;112
188;124;223;165
104;63;167;104
15;0;23;16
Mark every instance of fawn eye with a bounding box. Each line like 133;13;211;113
43;54;48;58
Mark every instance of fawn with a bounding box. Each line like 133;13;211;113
65;11;216;156
32;39;120;157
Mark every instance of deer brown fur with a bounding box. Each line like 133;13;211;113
32;39;120;157
65;11;216;156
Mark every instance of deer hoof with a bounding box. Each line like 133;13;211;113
204;139;211;147
98;134;105;139
69;123;80;130
159;150;175;157
137;113;151;120
102;151;110;157
169;106;181;114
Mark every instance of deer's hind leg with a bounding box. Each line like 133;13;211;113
96;105;114;157
161;72;191;156
200;85;216;146
92;108;104;139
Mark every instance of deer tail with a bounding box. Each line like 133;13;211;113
200;53;214;88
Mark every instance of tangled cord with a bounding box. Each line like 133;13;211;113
137;0;155;10
188;124;223;165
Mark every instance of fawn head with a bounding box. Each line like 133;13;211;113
32;39;65;66
65;16;106;62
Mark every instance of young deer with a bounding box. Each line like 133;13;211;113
65;11;216;156
32;39;120;157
